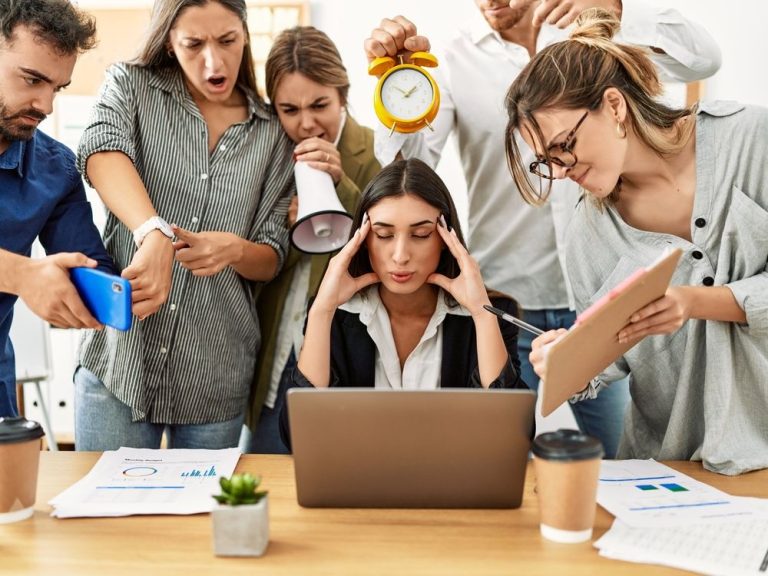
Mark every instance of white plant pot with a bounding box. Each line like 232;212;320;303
211;496;269;557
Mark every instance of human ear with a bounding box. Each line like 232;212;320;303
602;87;627;124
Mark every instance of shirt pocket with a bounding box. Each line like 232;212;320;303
720;186;768;281
583;255;640;310
583;255;687;380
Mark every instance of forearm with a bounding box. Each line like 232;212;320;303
473;313;510;388
231;240;279;281
86;151;157;230
685;286;747;323
296;306;335;388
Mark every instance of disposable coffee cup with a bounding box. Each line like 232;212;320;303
0;416;45;523
532;429;603;543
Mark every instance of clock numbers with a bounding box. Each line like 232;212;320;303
381;68;434;121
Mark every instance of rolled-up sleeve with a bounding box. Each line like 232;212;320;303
619;0;722;82
247;135;295;273
77;63;138;185
727;270;768;334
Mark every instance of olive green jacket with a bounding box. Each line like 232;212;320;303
246;115;381;428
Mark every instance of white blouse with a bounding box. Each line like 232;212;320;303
339;287;470;390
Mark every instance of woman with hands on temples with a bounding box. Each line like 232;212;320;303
280;159;527;449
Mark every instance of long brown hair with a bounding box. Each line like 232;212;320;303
132;0;259;100
505;8;696;205
265;26;349;105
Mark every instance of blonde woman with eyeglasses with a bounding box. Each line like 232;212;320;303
506;9;768;475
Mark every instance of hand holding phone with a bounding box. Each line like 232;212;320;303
70;267;132;331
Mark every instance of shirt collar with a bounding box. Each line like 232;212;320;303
469;10;498;45
340;286;470;326
147;66;270;122
0;138;26;177
333;108;347;148
468;10;565;51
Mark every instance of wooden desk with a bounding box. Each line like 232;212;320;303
2;453;766;576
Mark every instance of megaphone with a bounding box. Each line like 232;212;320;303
290;161;353;255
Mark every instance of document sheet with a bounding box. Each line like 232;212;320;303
596;460;768;575
49;447;241;518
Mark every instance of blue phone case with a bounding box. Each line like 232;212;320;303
70;268;132;331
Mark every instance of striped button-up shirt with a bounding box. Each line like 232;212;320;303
76;63;295;424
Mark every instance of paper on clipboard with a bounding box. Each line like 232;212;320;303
540;248;682;416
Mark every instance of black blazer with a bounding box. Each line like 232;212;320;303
280;295;527;449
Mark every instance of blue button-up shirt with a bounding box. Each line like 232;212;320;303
1;130;113;416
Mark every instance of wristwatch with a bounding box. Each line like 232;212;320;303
133;216;174;248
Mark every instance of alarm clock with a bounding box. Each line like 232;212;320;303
368;52;440;134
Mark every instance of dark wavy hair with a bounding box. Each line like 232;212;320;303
0;0;96;55
348;159;466;280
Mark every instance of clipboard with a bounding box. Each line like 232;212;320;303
540;248;682;416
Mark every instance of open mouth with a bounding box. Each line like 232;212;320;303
207;76;227;90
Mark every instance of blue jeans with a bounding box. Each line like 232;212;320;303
74;366;244;451
247;351;294;454
517;308;630;459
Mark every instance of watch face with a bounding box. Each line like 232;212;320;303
380;68;434;121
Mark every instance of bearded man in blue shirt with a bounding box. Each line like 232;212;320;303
0;0;114;417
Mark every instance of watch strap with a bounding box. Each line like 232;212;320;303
133;216;173;248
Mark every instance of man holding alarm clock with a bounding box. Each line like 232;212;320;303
0;0;114;417
364;0;722;457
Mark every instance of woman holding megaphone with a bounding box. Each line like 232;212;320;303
246;27;381;453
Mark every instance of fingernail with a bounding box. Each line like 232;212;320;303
438;214;447;228
361;212;369;226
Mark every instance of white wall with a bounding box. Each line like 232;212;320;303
663;0;768;106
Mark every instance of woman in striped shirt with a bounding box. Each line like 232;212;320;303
74;0;295;450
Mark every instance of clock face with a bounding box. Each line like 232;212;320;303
380;68;434;121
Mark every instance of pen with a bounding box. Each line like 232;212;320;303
483;304;544;336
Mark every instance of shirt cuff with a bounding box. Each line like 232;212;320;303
726;275;768;334
374;126;408;166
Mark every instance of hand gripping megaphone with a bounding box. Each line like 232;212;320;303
290;161;353;254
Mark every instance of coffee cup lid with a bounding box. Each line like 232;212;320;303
532;429;604;461
0;417;45;445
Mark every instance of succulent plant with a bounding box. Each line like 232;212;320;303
213;473;268;506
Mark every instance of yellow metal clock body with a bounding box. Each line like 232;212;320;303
368;52;440;134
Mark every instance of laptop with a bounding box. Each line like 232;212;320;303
287;388;536;509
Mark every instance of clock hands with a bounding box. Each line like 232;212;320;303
393;85;419;98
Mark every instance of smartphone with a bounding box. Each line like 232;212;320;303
70;267;132;331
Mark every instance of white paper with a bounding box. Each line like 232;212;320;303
596;517;768;576
49;448;241;518
597;460;766;527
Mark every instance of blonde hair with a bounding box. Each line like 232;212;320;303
265;26;349;105
505;8;696;205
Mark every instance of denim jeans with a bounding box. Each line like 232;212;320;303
74;366;244;451
247;351;294;454
517;308;630;459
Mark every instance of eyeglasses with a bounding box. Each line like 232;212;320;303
529;110;589;180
